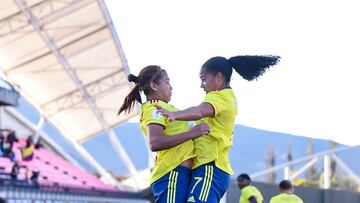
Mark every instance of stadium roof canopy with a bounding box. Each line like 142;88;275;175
0;0;138;142
0;76;20;106
0;0;141;188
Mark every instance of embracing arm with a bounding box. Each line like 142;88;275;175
148;122;210;152
156;103;215;121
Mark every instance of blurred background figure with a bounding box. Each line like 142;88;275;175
237;173;264;203
270;180;304;203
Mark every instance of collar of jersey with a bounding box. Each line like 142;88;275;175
144;99;167;104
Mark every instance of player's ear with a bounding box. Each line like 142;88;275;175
215;72;225;83
149;81;158;92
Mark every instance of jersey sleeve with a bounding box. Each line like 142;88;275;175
202;91;227;116
142;104;166;128
241;187;254;201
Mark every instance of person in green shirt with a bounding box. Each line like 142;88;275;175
270;180;304;203
237;173;264;203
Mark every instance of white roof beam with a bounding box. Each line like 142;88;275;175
1;0;93;38
14;0;138;181
4;24;107;73
42;70;127;117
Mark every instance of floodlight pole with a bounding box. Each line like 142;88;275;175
14;0;137;184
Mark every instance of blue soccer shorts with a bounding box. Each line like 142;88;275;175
151;165;192;203
186;162;230;203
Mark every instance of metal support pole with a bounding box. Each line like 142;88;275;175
323;155;331;189
0;107;3;128
250;146;353;180
290;158;318;180
332;154;360;185
4;107;82;169
33;116;45;143
141;134;155;169
3;107;126;189
69;138;124;189
284;166;290;180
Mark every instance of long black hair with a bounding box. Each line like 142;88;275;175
118;65;165;115
202;55;280;82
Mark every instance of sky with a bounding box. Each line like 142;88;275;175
105;0;360;146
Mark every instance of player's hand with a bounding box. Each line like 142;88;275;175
155;105;175;121
191;123;210;138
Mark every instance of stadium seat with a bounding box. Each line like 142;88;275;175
0;139;117;191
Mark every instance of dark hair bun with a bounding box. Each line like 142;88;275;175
128;74;139;83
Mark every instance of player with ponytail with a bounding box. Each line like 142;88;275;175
156;55;280;202
119;65;210;203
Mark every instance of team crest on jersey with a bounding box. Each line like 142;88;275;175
151;109;162;120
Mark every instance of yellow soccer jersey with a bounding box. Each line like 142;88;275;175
192;88;238;174
240;185;264;203
270;193;304;203
140;100;195;184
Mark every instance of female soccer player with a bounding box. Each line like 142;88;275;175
156;55;280;202
118;65;210;203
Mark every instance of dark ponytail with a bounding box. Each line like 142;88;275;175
228;55;280;81
117;74;142;115
128;74;139;84
118;65;164;115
